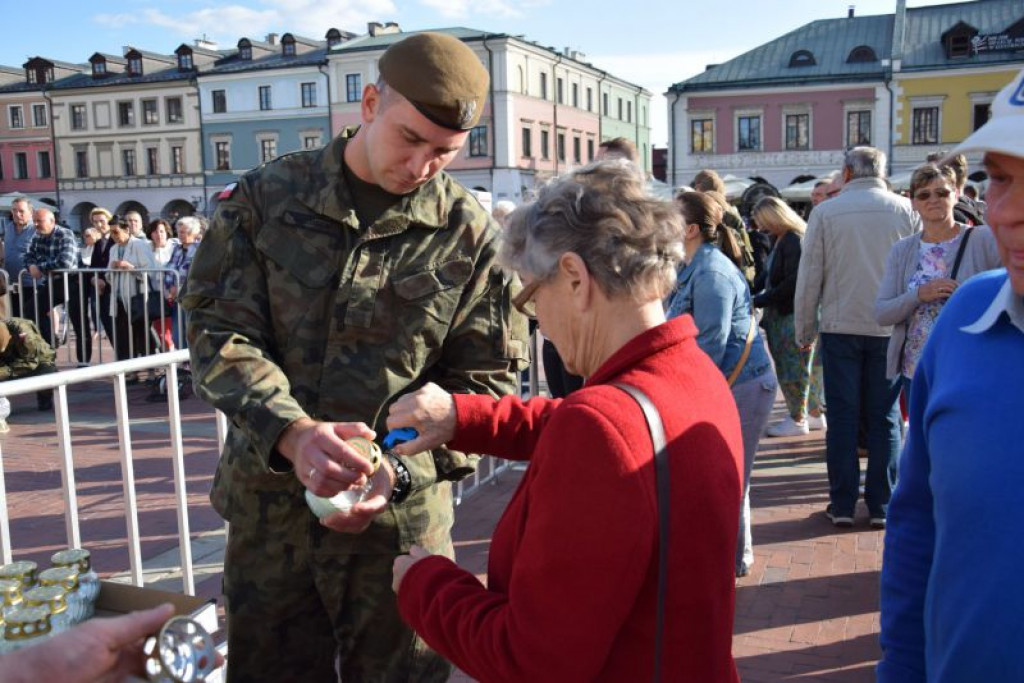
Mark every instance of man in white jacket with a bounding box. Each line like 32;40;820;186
795;146;919;529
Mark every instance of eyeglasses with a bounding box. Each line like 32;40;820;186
512;278;543;318
914;188;953;201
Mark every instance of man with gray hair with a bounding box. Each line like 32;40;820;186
794;146;919;529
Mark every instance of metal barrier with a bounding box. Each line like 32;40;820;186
0;345;537;593
9;267;183;366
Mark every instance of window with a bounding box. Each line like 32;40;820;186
171;146;184;174
301;82;317;108
586;87;593;112
212;90;226;114
71;104;87;130
260;138;277;162
602;93;609;116
785;113;809;150
469;126;488;157
0;156;3;179
303;135;320;150
912;107;939;145
142;99;158;125
541;129;550;159
521;127;532;157
788;50;816;67
557;132;566;162
573;136;581;164
32;104;47;127
92;61;106;77
259;86;272;111
627;101;632;123
973;103;991;132
128;56;143;76
178;52;193;70
556;77;564;104
572;83;579;108
239;45;252;61
14;153;28;179
166;97;183;124
540;73;548;100
118;102;135;127
122;149;137;176
146;147;159;175
587;138;594;161
215;142;230;170
737;115;761;151
691;118;713;153
37;151;51;179
9;106;24;129
345;74;361;102
846;110;871;146
75;150;89;178
283;40;296;57
847;45;877;63
618;98;623;120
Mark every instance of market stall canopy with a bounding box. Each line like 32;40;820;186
781;175;837;203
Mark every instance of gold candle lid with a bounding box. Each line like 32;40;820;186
0;561;38;588
51;548;92;574
3;606;52;641
0;578;23;607
23;586;67;615
39;566;80;592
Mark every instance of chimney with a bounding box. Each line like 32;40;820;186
194;37;218;50
848;5;855;18
266;33;279;45
368;22;383;36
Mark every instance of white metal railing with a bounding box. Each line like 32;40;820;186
0;344;537;594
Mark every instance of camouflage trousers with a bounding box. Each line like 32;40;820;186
222;515;454;682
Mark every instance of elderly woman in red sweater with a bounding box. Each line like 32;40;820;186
385;160;744;682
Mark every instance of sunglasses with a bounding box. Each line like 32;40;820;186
913;188;953;201
512;279;543;318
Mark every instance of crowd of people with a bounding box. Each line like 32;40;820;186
0;31;1020;681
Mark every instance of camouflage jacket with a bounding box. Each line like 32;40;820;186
0;317;56;381
183;129;530;554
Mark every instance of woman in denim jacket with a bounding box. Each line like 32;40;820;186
667;191;778;578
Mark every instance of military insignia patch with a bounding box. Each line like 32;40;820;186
217;182;239;200
457;100;477;129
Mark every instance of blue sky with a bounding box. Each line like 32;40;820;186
1;0;967;146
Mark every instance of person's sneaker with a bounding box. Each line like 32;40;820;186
869;516;887;530
826;504;854;528
806;413;828;431
767;416;809;437
0;418;9;434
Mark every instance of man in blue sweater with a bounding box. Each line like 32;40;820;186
878;69;1024;682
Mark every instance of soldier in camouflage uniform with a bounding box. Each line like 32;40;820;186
183;32;529;682
0;316;57;430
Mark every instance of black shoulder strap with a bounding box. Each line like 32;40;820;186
612;382;668;683
950;226;974;280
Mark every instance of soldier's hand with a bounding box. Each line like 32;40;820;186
277;418;377;497
392;545;434;594
386;382;457;456
319;464;393;534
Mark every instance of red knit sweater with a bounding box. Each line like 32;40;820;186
397;316;743;682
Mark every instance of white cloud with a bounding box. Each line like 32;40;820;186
417;0;549;21
95;0;397;43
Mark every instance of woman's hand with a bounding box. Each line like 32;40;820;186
112;260;135;271
917;277;958;303
392;545;434;594
386;383;457;456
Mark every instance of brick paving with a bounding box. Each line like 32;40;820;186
1;379;885;681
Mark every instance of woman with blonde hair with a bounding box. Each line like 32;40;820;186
752;197;826;436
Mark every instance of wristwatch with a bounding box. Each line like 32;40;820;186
386;452;412;505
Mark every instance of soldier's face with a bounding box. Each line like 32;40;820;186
361;87;468;195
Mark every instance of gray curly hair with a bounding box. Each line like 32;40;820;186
500;160;684;302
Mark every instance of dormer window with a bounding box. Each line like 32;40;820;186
847;45;878;63
94;61;106;76
23;59;54;85
127;51;143;76
326;28;342;48
238;39;253;61
942;21;979;59
788;50;816;67
282;34;296;56
177;49;193;71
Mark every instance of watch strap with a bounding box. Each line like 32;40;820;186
386;452;412;505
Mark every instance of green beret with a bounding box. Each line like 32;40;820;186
379;32;489;131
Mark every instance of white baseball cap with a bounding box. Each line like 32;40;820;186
952;68;1024;159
